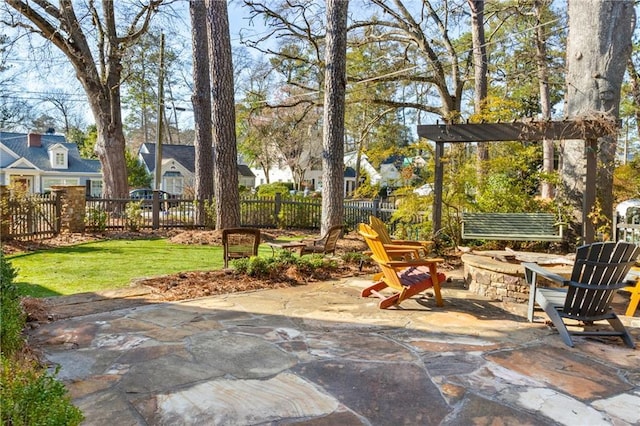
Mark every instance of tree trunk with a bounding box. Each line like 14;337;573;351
206;0;240;229
469;0;489;192
190;0;214;201
627;59;640;138
469;0;489;175
535;0;554;200
86;69;129;199
321;0;349;235
563;0;634;239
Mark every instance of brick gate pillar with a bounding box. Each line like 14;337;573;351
51;186;86;234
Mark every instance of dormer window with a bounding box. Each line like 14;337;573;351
48;144;68;169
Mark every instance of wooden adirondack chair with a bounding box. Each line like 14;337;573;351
622;267;640;317
299;225;343;256
524;241;640;348
358;223;446;309
369;216;434;256
222;228;261;268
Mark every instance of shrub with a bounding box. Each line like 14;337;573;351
341;251;369;266
256;182;293;197
1;253;24;356
85;207;108;231
125;200;144;231
0;254;84;425
200;199;216;229
1;359;84;426
231;251;336;279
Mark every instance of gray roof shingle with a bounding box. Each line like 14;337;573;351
1;132;101;173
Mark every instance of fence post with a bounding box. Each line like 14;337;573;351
274;193;282;228
372;198;379;218
151;190;160;230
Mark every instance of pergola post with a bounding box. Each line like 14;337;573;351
583;137;598;244
432;141;444;236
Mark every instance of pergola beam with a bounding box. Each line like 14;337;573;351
417;121;603;142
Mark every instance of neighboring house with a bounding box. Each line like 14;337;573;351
253;151;410;197
344;152;409;188
379;155;404;188
344;151;382;185
0;131;102;196
137;143;256;195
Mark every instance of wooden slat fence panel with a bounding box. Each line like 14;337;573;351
2;192;59;240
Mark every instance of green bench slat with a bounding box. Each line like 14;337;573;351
462;213;563;241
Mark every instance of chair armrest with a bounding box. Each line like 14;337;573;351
522;262;569;286
385;248;420;255
384;258;443;268
383;243;423;252
391;239;433;248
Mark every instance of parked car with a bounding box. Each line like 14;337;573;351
129;189;178;210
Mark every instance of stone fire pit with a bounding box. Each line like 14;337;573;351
461;250;573;303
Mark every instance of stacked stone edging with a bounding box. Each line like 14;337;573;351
462;253;530;303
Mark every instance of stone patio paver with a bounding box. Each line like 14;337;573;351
28;275;640;425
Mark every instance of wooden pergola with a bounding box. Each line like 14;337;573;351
416;121;612;244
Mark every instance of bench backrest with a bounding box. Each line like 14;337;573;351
462;212;563;241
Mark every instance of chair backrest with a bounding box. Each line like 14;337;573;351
222;228;261;267
369;216;394;245
358;223;392;263
563;241;640;318
319;225;343;253
358;223;405;290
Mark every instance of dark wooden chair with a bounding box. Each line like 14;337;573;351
524;241;640;348
358;223;446;309
299;225;343;256
222;228;261;268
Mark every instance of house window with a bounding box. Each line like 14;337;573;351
42;177;79;192
48;146;68;169
163;171;183;195
89;180;103;197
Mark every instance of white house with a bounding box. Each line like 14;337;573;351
137;143;256;194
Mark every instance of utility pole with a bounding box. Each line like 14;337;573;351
154;33;165;190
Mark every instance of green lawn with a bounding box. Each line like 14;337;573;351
8;238;274;298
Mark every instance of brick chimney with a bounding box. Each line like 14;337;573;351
27;133;41;147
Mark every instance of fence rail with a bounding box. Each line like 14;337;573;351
616;223;640;244
3;191;399;241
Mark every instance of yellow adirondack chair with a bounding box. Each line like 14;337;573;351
622;267;640;317
358;223;445;309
